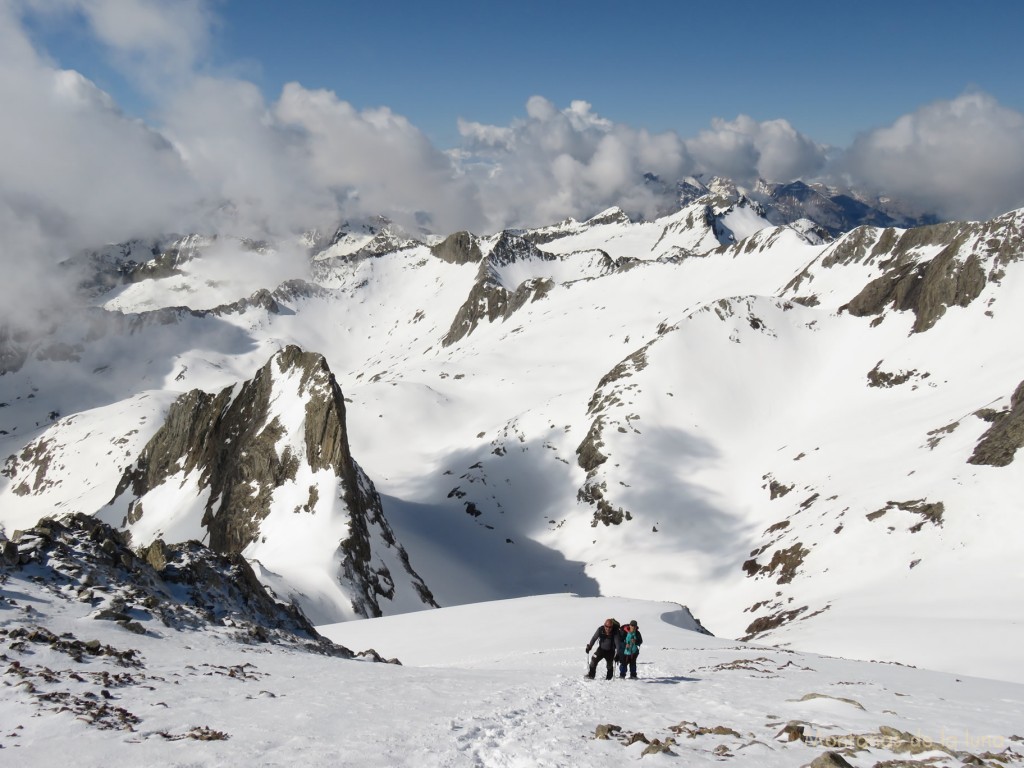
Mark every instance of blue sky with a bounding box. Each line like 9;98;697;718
26;0;1024;150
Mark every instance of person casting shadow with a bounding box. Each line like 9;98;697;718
618;620;642;679
585;618;622;680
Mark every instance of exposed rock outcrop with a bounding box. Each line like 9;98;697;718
109;345;437;620
430;231;483;264
969;379;1024;467
841;245;986;332
3;513;348;652
442;233;556;346
787;210;1023;324
574;347;653;527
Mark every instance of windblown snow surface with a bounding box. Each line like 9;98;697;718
2;579;1022;767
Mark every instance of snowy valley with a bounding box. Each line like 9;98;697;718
1;184;1023;765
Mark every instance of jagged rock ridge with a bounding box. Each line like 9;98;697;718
443;232;556;345
1;513;351;653
108;345;436;622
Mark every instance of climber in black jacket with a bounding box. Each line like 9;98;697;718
585;619;622;680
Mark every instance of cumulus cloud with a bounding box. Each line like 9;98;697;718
25;0;211;87
838;92;1024;220
0;2;202;322
273;83;484;234
686;114;828;184
458;97;692;229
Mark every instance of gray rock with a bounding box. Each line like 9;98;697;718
969;379;1024;467
109;345;436;619
804;751;854;768
442;233;556;346
430;231;483;264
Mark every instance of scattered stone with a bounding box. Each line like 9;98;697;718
641;738;676;756
141;539;169;571
157;725;230;741
623;732;650;746
776;722;806;742
804;751;854;768
117;620;147;635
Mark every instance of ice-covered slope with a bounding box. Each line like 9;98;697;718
2;204;1022;684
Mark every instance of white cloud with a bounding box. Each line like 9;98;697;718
686;114;827;184
838;92;1024;220
273;83;484;234
0;3;202;322
24;0;211;87
457;97;692;229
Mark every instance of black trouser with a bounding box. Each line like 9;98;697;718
589;647;615;679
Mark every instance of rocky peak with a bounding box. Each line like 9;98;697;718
441;233;558;346
585;207;631;227
835;219;1007;332
676;176;711;206
108;345;436;620
430;231;483;264
2;512;349;650
485;231;555;270
707;177;740;200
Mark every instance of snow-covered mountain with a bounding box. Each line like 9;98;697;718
1;188;1023;690
672;176;939;236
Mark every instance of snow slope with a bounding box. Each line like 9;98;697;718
2;543;1022;768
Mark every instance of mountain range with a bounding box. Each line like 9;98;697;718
1;178;1022;685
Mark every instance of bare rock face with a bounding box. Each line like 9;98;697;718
443;232;556;346
834;211;1024;332
842;245;986;332
969;379;1024;467
787;210;1023;328
5;513;347;651
109;345;436;619
574;347;652;527
430;231;483;264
